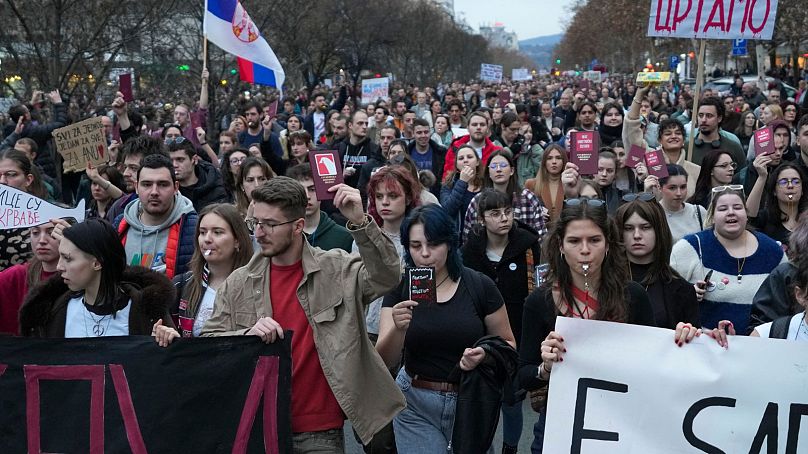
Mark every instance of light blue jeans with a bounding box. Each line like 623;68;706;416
393;368;457;454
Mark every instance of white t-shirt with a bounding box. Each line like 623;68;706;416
193;285;217;337
65;296;131;338
754;313;808;341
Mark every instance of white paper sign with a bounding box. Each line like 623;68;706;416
544;317;808;453
647;0;778;40
480;64;503;83
512;68;531;81
582;71;602;83
361;77;389;105
0;184;85;229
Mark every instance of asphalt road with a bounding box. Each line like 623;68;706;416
344;399;540;453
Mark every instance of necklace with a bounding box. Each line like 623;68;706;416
736;232;748;283
82;299;111;337
436;274;451;289
796;313;807;341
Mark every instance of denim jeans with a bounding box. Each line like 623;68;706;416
501;399;524;446
531;410;547;454
292;428;345;454
393;369;456;454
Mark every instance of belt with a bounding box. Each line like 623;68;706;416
407;369;458;393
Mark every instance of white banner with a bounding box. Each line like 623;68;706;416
361;77;390;105
544;317;808;453
480;64;503;83
512;68;531;81
647;0;778;40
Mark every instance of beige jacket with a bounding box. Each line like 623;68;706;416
201;220;405;444
623;116;701;198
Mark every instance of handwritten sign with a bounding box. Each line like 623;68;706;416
481;64;503;83
0;184;85;230
647;0;779;40
52;117;108;172
545;317;808;453
361;77;390;105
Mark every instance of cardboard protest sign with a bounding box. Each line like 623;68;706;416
309;150;343;200
569;131;600;176
52;117;109;172
0;336;292;453
626;145;647;169
645;149;669;178
0;184;85;229
407;266;436;305
647;0;779;40
361;77;390;105
512;68;531;81
754;125;774;156
544;317;808;453
480;64;503;83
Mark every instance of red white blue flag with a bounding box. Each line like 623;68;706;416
204;0;285;90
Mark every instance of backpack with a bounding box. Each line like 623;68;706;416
768;316;791;339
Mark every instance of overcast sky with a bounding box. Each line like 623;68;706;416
453;0;573;40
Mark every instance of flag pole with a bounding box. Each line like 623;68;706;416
686;40;706;163
203;34;208;70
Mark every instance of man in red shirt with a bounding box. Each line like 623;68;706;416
202;177;404;453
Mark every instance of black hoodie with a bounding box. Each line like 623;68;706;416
179;159;229;211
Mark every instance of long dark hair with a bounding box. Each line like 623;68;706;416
62;219;126;309
615;200;679;286
688;149;733;205
235;157;274;217
542;200;629;322
184;204;253;314
765;163;808;227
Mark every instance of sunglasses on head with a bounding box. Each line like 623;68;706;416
711;184;745;200
621;192;655;203
564;197;606;208
164;136;187;145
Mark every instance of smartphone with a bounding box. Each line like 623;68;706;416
699;270;714;289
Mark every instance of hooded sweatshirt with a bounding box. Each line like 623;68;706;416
179;160;229;211
122;194;195;272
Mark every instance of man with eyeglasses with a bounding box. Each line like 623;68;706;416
114;153;197;279
202;177;404;452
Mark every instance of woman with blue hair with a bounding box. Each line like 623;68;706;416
376;204;515;453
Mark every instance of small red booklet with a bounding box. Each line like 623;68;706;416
754;126;774;156
626;144;646;169
308;150;343;200
407;267;436;305
645;149;669;178
119;74;134;102
498;90;511;107
569;131;600;175
266;100;279;121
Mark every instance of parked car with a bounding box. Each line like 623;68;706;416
704;76;796;99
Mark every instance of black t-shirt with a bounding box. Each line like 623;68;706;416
382;268;503;381
517;281;654;391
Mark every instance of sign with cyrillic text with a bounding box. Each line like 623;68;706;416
512;68;531;81
0;336;292;453
647;0;778;40
544;317;808;453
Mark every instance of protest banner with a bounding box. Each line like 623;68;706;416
480;64;503;83
51;117;109;172
0;336;292;453
0;184;85;229
512;68;531;81
361;77;390;105
544;317;808;453
582;71;602;83
647;0;779;40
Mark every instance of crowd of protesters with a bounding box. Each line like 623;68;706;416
2;65;808;454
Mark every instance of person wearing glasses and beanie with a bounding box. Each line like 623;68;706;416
518;197;655;453
671;186;787;334
201;177;405;453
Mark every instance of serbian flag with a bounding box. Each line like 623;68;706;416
204;0;285;90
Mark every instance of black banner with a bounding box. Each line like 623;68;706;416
0;335;292;453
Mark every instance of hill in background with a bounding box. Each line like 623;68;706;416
518;34;562;70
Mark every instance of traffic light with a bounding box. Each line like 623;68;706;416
555;58;561;65
176;64;190;71
230;68;238;75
